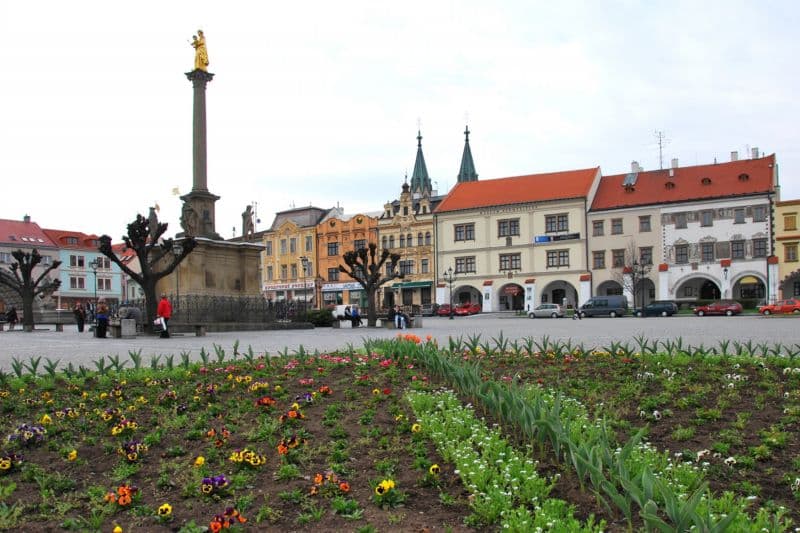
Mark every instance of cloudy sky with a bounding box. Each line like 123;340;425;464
1;1;797;240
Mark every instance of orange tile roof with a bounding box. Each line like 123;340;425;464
435;168;600;213
0;218;57;247
591;155;776;211
41;229;101;250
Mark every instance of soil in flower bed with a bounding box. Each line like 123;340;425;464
480;349;800;523
0;352;473;531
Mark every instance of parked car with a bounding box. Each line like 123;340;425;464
528;303;565;318
634;301;677;317
650;300;679;314
454;302;481;316
436;304;453;317
579;295;628;318
421;304;436;317
758;299;800;315
693;300;743;316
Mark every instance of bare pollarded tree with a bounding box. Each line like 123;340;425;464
338;243;403;327
0;249;61;331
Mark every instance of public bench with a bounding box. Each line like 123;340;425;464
169;323;207;336
108;319;137;339
382;316;423;329
332;320;352;329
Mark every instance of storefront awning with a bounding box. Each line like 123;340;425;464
394;281;432;289
739;276;760;284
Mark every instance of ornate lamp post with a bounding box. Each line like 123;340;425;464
90;258;100;326
299;256;309;309
172;242;183;312
443;266;457;320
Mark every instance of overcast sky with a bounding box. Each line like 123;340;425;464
1;1;797;241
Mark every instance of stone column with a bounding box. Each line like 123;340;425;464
186;69;214;192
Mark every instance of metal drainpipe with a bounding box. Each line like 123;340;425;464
584;198;591;301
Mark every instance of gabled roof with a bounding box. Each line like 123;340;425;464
268;206;329;231
435;167;600;213
42;229;101;250
0;218;57;248
457;126;478;183
591;155;777;211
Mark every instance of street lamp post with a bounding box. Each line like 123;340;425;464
172;243;183;313
723;266;729;298
632;260;648;313
443;266;456;320
90;258;100;326
299;256;309;311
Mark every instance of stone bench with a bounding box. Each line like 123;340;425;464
108;319;137;339
332;320;352;328
170;323;207;336
382;317;423;329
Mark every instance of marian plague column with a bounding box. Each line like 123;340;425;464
180;29;221;240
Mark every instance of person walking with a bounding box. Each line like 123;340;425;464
6;306;18;331
351;306;363;327
95;299;109;338
156;293;172;338
73;303;86;332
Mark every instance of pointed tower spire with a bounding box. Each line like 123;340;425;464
409;130;432;195
457;125;478;183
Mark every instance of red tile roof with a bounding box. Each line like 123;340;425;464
41;229;101;250
591;155;777;211
0;218;57;247
435;168;600;213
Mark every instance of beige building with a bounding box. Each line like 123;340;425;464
434;167;601;312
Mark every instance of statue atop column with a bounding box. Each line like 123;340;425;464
190;30;209;71
242;205;255;241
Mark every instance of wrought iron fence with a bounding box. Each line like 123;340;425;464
124;295;310;324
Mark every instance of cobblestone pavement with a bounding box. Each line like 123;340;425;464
0;314;796;370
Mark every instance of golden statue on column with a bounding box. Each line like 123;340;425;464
190;30;209;71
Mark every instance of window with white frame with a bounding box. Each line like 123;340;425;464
753;238;767;257
0;252;12;263
69;255;85;268
69;277;85;289
98;278;112;291
700;242;714;262
731;240;745;259
733;208;745;224
701;211;713;227
675;244;689;263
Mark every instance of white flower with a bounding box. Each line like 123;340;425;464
724;456;737;466
652;410;662;420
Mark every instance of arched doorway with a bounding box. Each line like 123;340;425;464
675;276;720;303
733;275;765;302
454;285;482;305
596;280;623;296
498;283;524;311
539;280;579;309
633;278;656;307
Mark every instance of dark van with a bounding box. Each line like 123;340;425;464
579;295;628;318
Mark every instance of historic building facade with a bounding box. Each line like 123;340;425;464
589;153;779;306
434;167;601;312
0;217;60;313
378;132;445;312
775;199;800;299
261;206;339;303
316;213;379;307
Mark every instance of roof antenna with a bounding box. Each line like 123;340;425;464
654;130;669;170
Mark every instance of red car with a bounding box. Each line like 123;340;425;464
759;299;800;315
436;304;453;317
693;300;743;317
454;302;481;316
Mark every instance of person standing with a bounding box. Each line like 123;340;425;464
6;306;18;331
95;299;109;338
351;306;362;327
73;303;86;332
157;293;172;338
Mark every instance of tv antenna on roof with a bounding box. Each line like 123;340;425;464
654;130;670;170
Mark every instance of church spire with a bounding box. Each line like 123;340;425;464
409;130;432;195
457;125;478;183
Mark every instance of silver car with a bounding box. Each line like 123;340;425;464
527;303;565;318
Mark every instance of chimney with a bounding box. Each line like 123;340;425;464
631;160;641;172
23;214;30;223
751;147;759;159
730;151;738;162
671;158;679;169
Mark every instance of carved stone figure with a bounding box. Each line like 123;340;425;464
148;207;159;242
242;205;255;240
181;203;199;236
191;30;209;71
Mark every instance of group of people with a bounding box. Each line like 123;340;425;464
343;305;363;327
388;305;411;329
68;294;171;339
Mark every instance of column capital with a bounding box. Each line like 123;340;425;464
186;69;214;88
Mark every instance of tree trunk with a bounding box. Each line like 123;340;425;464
21;289;34;330
366;286;378;327
143;280;159;333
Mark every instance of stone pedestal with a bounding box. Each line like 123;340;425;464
158;238;263;297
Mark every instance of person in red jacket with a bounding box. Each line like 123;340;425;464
156;293;172;338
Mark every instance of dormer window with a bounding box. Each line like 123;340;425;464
665;181;675;190
624;185;635;192
738;173;750;182
66;237;78;245
701;177;712;186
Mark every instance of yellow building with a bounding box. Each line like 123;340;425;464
262;206;340;303
776;199;800;299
